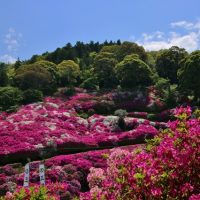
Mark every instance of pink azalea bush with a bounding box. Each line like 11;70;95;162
0;145;139;197
0;89;177;199
87;168;106;189
80;106;200;200
0;95;159;164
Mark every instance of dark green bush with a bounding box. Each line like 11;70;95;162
14;63;57;94
80;77;98;90
63;87;76;97
115;55;153;88
0;63;8;86
93;52;118;88
0;87;23;111
22;89;43;104
57;60;80;86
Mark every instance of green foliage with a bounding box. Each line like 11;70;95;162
178;51;200;100
147;113;156;121
146;52;156;69
29;186;50;200
3;41;198;105
116;41;148;62
80;77;98;90
100;45;119;55
46;43;76;64
0;87;23;111
14;61;58;94
156;46;188;83
88;52;97;66
93;52;118;88
36;60;58;93
6;66;15;85
14;58;23;70
22;89;43;104
57;60;80;86
165;84;179;107
155;77;170;97
35;60;58;83
115;54;153;88
77;112;89;119
0;63;8;86
1;186;55;200
63;87;76;96
155;78;170;90
80;68;95;86
14;64;54;94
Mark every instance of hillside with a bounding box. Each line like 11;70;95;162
0;41;199;199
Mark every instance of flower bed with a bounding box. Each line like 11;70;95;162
0;97;159;165
0;145;139;198
80;107;200;200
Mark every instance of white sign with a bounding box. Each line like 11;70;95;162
39;163;45;185
23;163;30;187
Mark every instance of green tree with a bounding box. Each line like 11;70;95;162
115;54;153;88
22;89;43;104
0;87;23;111
14;63;56;94
100;45;119;55
0;62;8;86
116;41;147;62
80;77;98;90
156;46;188;83
178;52;200;100
57;60;80;86
36;60;58;84
14;58;22;69
93;52;118;88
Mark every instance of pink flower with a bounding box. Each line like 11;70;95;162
151;188;162;197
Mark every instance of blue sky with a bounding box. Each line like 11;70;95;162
0;0;200;63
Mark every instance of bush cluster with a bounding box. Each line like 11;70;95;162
80;107;200;200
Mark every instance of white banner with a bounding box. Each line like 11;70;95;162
23;163;30;187
39;163;45;185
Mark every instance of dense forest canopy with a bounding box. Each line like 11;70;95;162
0;40;200;112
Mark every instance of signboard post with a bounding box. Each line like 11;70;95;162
23;163;30;187
23;162;45;187
39;163;45;185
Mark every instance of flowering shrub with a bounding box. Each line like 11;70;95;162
80;106;200;200
109;87;166;112
0;146;139;197
87;168;105;189
0;95;159;164
0;90;177;198
189;194;200;200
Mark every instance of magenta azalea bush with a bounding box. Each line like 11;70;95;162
0;93;161;164
1;90;198;199
0;145;138;198
80;106;200;200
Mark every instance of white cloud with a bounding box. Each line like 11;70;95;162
134;20;200;52
171;20;200;30
142;31;165;41
0;27;23;63
170;21;195;30
4;27;22;52
0;54;17;64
